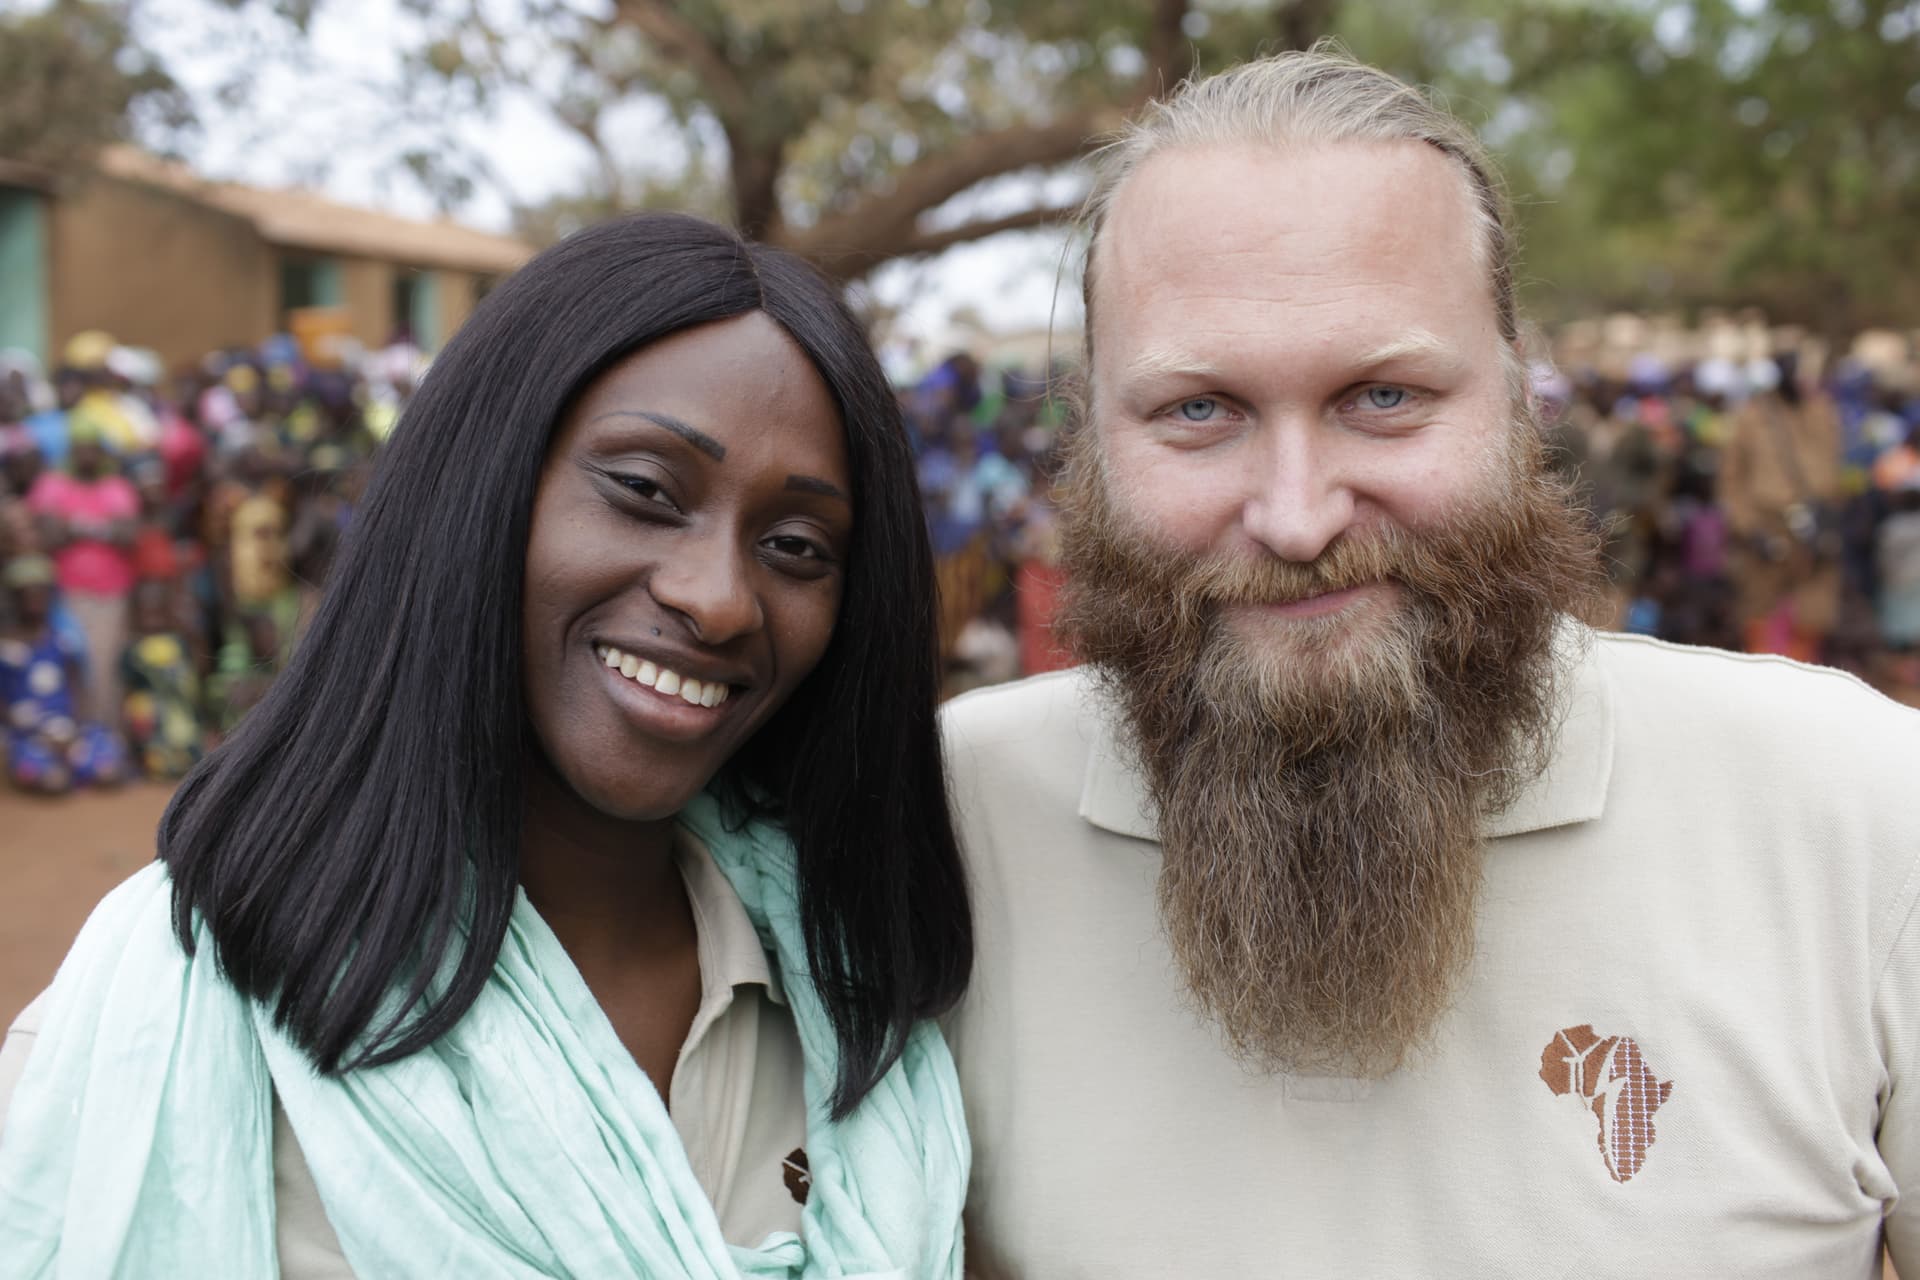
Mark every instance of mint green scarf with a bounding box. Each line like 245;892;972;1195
0;794;968;1277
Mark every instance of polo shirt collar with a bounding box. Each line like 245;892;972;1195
673;828;787;1007
1078;619;1613;844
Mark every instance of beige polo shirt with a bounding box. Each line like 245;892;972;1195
942;627;1920;1278
0;829;810;1274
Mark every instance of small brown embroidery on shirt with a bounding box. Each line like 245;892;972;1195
782;1147;811;1205
1539;1024;1674;1183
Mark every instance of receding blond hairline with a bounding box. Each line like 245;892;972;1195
1079;46;1520;353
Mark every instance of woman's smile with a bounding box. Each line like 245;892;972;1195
597;642;736;708
592;640;746;741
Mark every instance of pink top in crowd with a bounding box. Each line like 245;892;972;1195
26;472;141;597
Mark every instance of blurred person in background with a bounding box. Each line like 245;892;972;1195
119;576;205;781
24;419;139;725
0;370;44;505
0;554;127;795
1573;374;1663;625
0;212;971;1279
222;478;300;668
60;332;156;457
1720;351;1846;662
1873;416;1920;672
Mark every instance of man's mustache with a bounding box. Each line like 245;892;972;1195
1130;529;1420;613
1098;521;1428;617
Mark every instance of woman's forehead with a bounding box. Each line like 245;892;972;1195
562;316;850;479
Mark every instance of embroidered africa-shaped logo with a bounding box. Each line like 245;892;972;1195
1539;1024;1673;1182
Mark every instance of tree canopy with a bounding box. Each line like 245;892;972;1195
1491;0;1920;336
9;0;1917;336
0;0;195;170
414;0;1343;278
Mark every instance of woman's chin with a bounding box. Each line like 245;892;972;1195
573;772;711;826
528;751;713;829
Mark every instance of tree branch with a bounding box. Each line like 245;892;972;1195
797;199;1083;280
1275;0;1338;52
612;0;750;125
772;0;1204;279
1145;0;1194;93
897;200;1084;258
782;108;1119;261
712;0;1205;275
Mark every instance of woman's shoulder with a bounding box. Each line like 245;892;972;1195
0;863;178;1131
2;1001;355;1280
0;989;52;1132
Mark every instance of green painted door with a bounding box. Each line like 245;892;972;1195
391;268;439;350
409;270;439;351
0;188;49;367
280;256;342;314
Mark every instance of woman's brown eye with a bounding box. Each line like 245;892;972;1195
768;536;828;561
613;473;675;510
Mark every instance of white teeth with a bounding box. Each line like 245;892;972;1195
598;645;729;707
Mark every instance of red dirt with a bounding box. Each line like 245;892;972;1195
0;781;172;1023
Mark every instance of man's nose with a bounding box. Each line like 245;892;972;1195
647;530;765;646
1239;423;1356;564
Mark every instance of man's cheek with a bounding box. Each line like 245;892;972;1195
1106;450;1241;553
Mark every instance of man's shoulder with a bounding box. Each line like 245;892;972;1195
940;668;1115;814
941;667;1102;746
1591;631;1920;761
1596;630;1912;717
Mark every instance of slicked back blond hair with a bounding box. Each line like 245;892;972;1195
1081;46;1520;347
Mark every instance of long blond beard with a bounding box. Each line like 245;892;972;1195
1055;417;1601;1077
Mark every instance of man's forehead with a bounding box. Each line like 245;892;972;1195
1089;140;1488;341
1102;138;1469;251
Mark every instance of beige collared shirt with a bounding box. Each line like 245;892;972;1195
0;829;809;1274
942;626;1920;1278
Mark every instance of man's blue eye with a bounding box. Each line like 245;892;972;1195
1177;398;1218;422
1365;387;1408;409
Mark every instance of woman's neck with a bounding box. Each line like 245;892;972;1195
518;766;694;969
517;762;705;1100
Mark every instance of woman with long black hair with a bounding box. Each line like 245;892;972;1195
0;212;973;1277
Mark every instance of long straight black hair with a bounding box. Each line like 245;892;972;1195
160;212;972;1116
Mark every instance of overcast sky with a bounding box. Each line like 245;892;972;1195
113;0;1084;346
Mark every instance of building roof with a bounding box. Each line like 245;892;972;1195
93;145;534;275
0;157;56;192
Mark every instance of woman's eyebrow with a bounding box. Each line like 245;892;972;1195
786;474;850;503
589;409;727;461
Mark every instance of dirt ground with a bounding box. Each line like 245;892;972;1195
0;781;174;1023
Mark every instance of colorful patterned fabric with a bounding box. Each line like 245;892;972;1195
121;632;203;780
0;633;126;791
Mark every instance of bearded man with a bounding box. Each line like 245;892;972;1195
940;50;1920;1278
